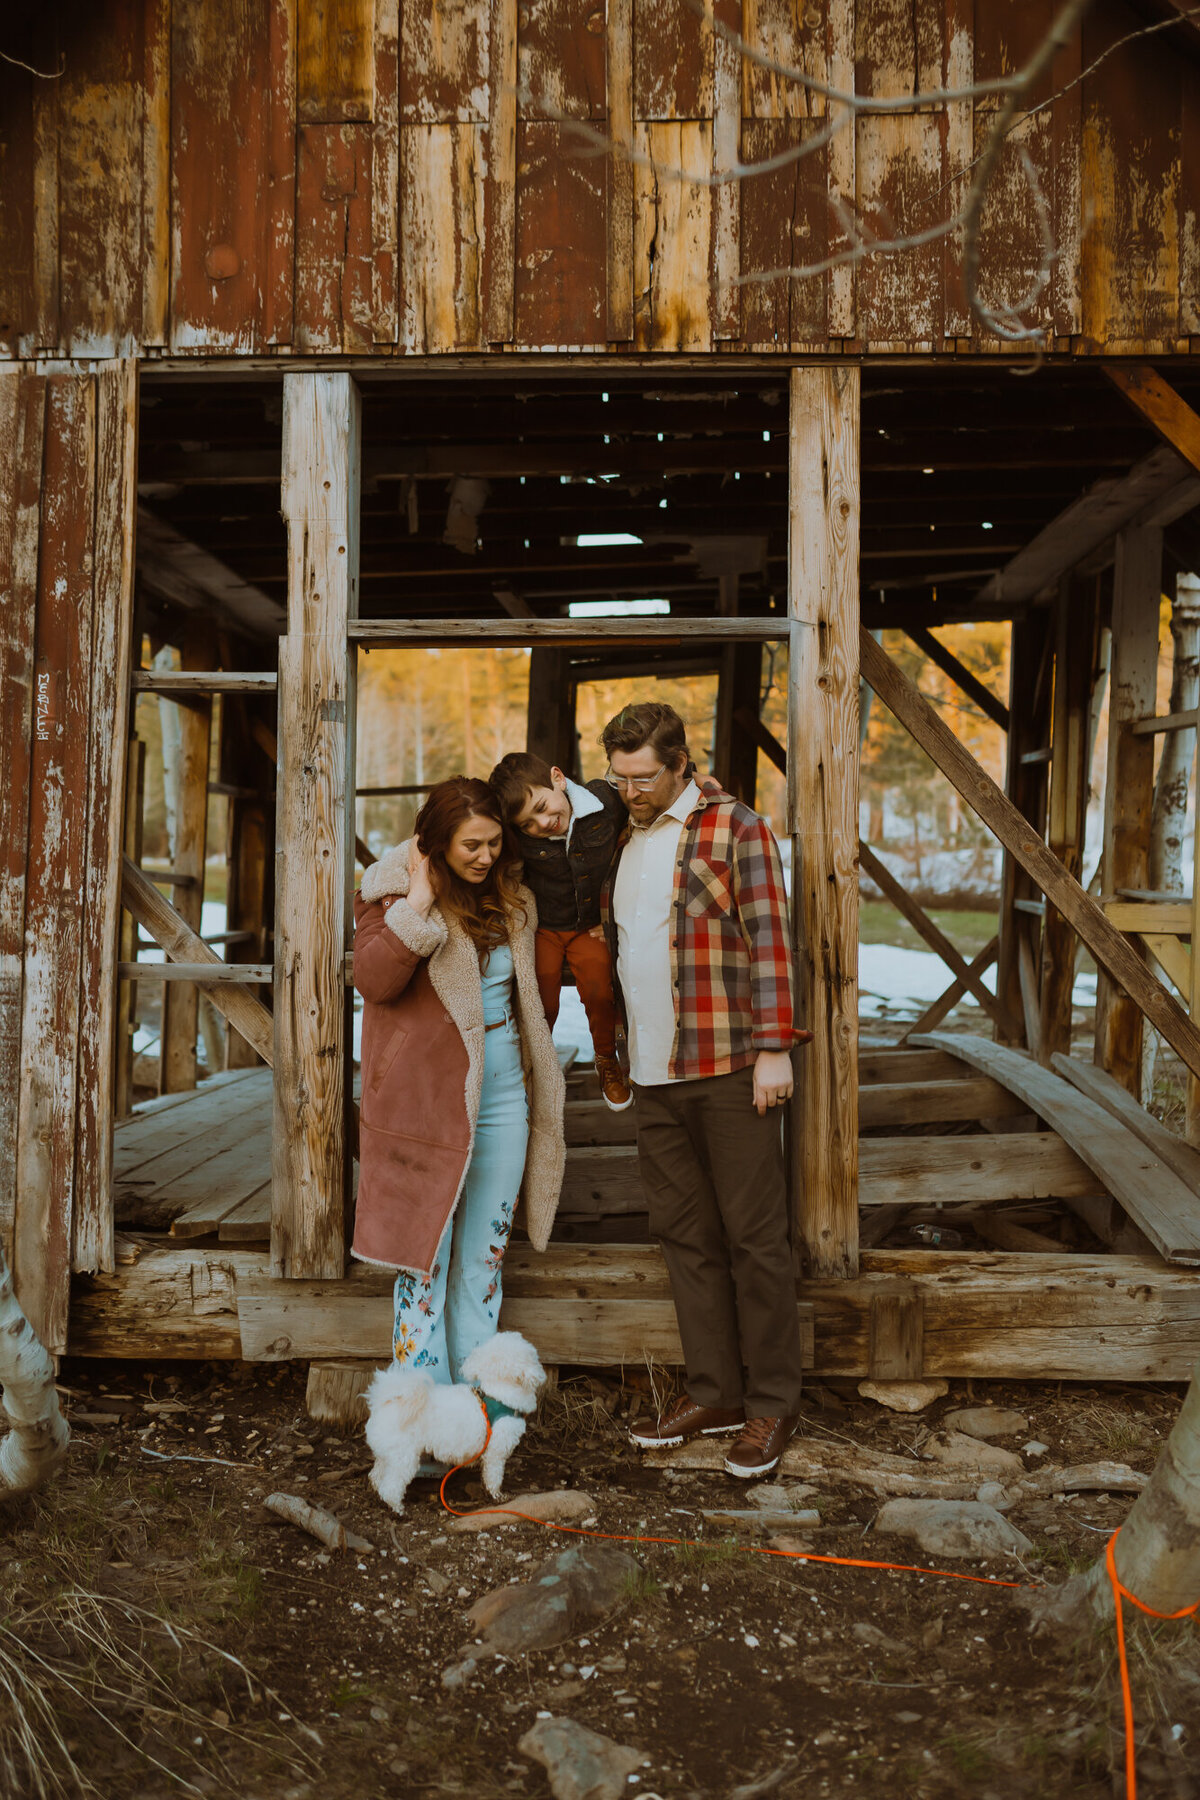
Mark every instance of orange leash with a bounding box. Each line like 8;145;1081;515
1105;1526;1199;1800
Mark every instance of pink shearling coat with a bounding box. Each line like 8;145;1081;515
351;839;566;1276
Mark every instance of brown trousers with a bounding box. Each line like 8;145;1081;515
633;1065;804;1417
534;926;617;1058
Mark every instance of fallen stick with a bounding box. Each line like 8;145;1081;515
264;1492;374;1552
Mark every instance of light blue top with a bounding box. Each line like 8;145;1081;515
481;941;515;1025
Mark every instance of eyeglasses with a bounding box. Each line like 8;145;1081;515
605;765;666;794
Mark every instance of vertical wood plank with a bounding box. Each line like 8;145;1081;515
73;361;138;1275
14;376;96;1352
515;123;607;346
788;366;860;1280
115;735;145;1116
0;371;44;1262
1095;524;1163;1094
273;374;359;1281
483;0;519;343
633;122;714;351
170;0;296;351
0;35;37;355
31;15;60;351
221;690;274;1068
1189;729;1200;1144
295;123;376;352
826;0;855;337
942;0;972;339
739;120;828;347
372;0;401;344
1039;576;1097;1063
400;0;491;121
995;612;1051;1047
400;124;485;351
711;0;741;342
141;0;171;347
298;0;375;120
855;112;942;346
159;621;214;1093
519;0;607;120
633;0;713;119
741;0;829;120
606;0;634;341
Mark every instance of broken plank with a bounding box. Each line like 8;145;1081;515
913;1034;1200;1266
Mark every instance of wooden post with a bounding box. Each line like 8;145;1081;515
273;373;359;1281
526;649;577;774
220;691;274;1068
114;736;145;1117
1039;577;1099;1062
158;620;214;1093
713;642;761;804
995;612;1051;1048
788;366;860;1280
1095;524;1162;1096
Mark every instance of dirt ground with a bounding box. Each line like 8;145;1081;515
2;1359;1197;1800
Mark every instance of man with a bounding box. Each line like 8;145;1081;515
599;701;811;1479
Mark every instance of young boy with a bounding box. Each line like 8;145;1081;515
490;751;632;1111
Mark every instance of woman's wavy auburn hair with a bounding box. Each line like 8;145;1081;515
415;777;526;956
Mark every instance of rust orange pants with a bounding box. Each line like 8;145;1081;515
534;927;617;1058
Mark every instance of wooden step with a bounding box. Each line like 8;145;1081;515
859;1134;1104;1208
565;1099;637;1146
859;1078;1028;1130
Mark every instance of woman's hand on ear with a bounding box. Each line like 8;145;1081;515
407;842;437;916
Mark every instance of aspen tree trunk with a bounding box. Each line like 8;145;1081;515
0;1248;70;1495
1033;1358;1200;1626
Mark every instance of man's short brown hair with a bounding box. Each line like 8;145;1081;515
600;702;690;771
489;750;556;821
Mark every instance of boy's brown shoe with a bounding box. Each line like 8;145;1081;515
629;1395;745;1449
595;1053;634;1111
723;1412;801;1478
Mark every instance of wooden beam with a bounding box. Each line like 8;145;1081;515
912;1034;1200;1266
858;1076;1027;1129
159;620;214;1095
273;373;358;1281
1095;524;1162;1095
789;366;860;1279
121;859;274;1066
903;626;1010;732
900;937;999;1039
349;618;789;646
136;505;285;640
860;630;1200;1082
1105;900;1193;933
526;648;577;773
972;445;1193;610
1040;578;1098;1061
1103;365;1200;478
859;1132;1103;1207
131;670;278;694
995;611;1052;1048
66;1241;1200;1381
868;1283;923;1380
1050;1052;1200;1201
119;962;273;982
859;842;1005;1027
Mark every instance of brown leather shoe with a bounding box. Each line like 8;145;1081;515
723;1412;801;1478
595;1053;634;1111
629;1393;745;1449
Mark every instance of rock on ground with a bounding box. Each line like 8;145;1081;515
518;1716;646;1800
857;1379;949;1412
465;1544;640;1654
919;1430;1025;1476
874;1498;1034;1561
942;1406;1029;1441
447;1489;596;1533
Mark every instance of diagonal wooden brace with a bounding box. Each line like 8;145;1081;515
860;629;1200;1081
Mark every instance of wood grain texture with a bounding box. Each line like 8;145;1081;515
169;0;296;351
141;0;171;346
483;0;519;343
859;1132;1104;1208
298;0;375;121
273;375;359;1281
519;0;607;120
633;123;713;351
1051;1052;1200;1201
633;0;712;119
826;0;855;337
66;1242;1200;1382
860;630;1200;1083
1104;364;1200;477
868;1282;924;1379
514;123;607;346
0;372;44;1262
913;1034;1200;1266
711;0;740;342
739;120;829;348
854;112;942;345
73;362;138;1277
789;367;860;1277
994;611;1049;1048
0;39;37;354
605;0;634;339
858;1077;1027;1129
401;0;491;121
14;376;96;1353
122;861;275;1066
400;124;485;350
741;0;828;120
1095;525;1161;1095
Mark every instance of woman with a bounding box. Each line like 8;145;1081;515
352;777;565;1389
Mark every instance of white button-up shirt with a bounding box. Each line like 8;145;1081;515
612;778;700;1086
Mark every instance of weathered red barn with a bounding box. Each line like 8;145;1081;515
5;0;1200;1396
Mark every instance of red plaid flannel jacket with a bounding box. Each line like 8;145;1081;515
601;776;811;1081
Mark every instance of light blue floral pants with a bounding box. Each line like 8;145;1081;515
392;1013;530;1382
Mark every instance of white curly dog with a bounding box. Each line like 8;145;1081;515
364;1331;546;1515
